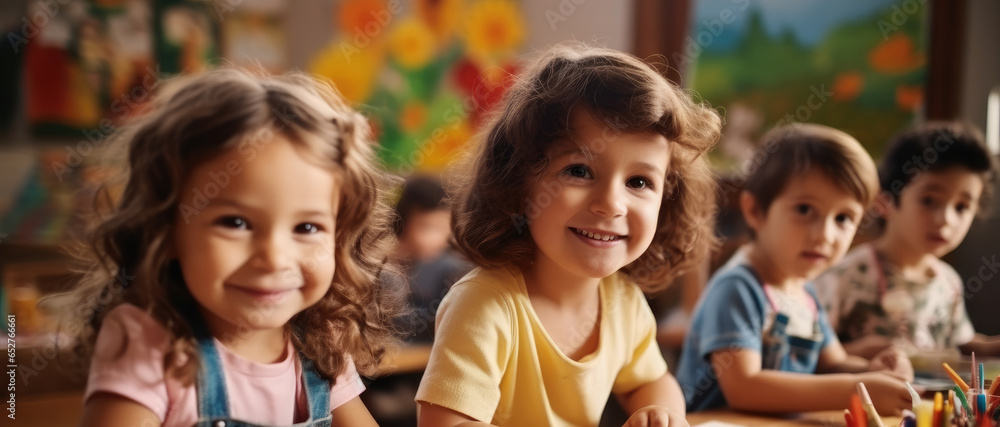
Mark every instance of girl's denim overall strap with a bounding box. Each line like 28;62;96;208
300;356;333;426
191;312;232;421
189;315;334;426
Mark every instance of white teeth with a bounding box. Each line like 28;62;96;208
574;228;620;241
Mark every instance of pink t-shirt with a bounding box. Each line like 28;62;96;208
85;304;365;426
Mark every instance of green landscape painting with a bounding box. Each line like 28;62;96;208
686;0;927;168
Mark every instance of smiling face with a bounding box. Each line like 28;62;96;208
173;133;338;338
884;167;983;258
744;169;865;283
525;110;669;282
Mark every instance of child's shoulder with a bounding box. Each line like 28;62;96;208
839;243;878;269
443;266;523;307
817;243;879;282
707;250;761;289
101;303;168;334
929;256;963;286
92;303;171;363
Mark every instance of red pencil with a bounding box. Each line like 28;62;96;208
852;393;869;427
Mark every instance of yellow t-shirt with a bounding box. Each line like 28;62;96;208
415;266;667;426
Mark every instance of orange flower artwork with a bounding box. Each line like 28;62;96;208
832;71;864;102
895;84;923;112
869;34;924;75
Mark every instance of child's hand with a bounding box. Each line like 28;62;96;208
859;372;913;416
622;406;688;427
847;335;896;359
868;347;914;381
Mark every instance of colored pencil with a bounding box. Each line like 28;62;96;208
859;382;886;427
945;362;972;393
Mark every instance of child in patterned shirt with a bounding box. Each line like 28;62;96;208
815;122;1000;358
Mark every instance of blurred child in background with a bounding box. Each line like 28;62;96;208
677;124;913;415
393;175;471;343
815;122;1000;358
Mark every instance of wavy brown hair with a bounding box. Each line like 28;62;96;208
449;42;722;292
59;67;404;384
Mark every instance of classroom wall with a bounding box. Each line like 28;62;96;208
1;0;997;334
951;0;1000;336
283;0;635;71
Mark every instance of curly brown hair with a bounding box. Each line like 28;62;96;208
59;67;404;384
449;42;722;292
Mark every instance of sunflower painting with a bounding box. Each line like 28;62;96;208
311;0;526;174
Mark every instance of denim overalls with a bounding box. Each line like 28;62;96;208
753;266;825;374
191;322;333;427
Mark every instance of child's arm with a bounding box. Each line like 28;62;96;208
817;334;914;380
79;392;161;427
330;396;378;427
711;348;912;414
960;334;1000;357
616;373;688;427
418;402;495;427
815;339;870;373
841;335;895;359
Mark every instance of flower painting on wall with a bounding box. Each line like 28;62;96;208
310;0;527;174
685;0;927;169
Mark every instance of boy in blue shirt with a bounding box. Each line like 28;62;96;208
678;124;913;414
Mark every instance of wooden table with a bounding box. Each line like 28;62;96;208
688;409;902;427
16;390;84;427
18;396;903;427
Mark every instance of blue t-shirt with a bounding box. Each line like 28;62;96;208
676;251;836;411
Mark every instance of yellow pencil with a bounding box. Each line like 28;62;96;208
858;382;886;427
943;362;970;393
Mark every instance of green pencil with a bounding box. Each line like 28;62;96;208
954;385;972;418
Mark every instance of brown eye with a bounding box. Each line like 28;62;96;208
627;176;650;189
295;223;323;234
564;165;591;179
216;216;250;230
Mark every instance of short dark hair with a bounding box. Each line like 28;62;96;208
394;175;448;235
879;121;996;212
744;123;880;216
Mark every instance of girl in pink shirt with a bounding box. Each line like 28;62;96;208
61;68;403;427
